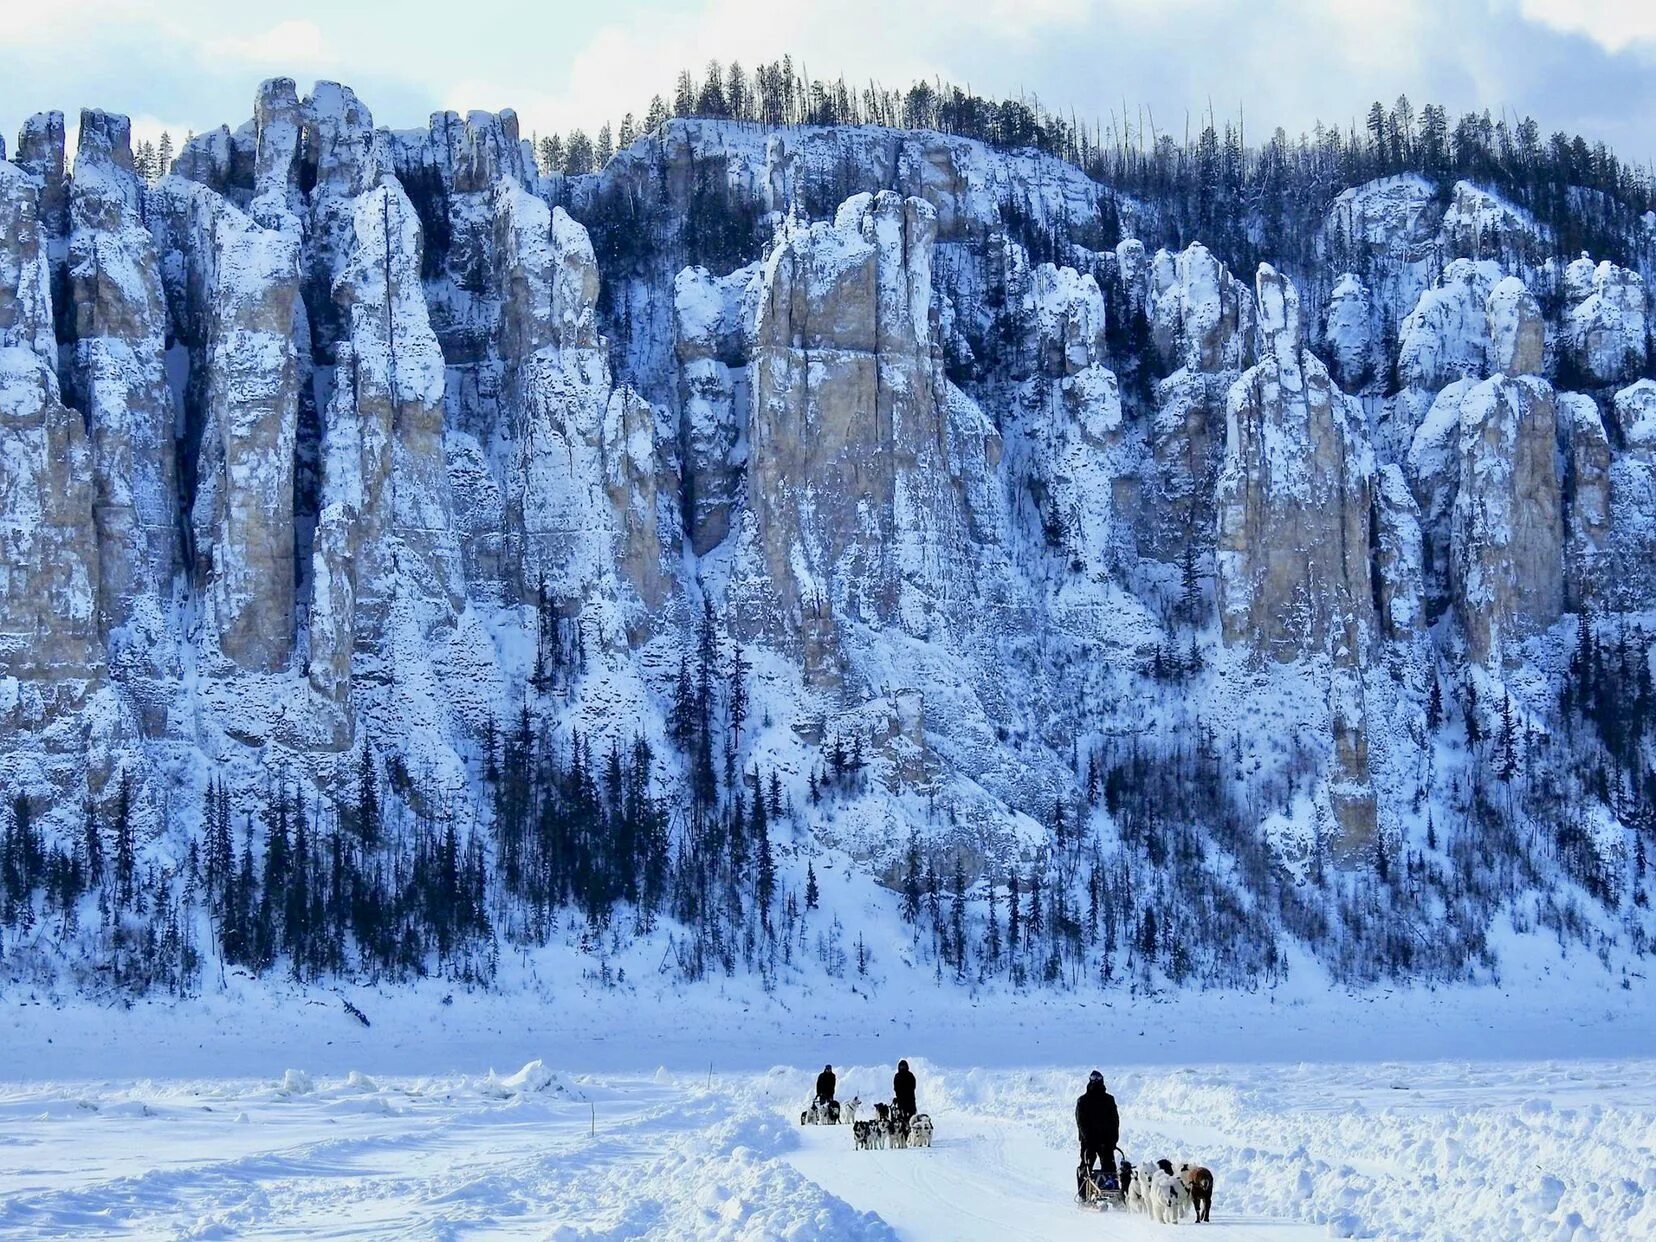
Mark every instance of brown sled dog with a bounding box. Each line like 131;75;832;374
1179;1164;1214;1223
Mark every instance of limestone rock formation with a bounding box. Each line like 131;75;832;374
1563;257;1647;387
1486;276;1545;377
1373;464;1424;641
1440;181;1549;262
65;110;178;708
308;179;464;699
674;262;753;556
199;208;302;670
1316;174;1442;325
1323;273;1377;392
0;161;101;716
1144;244;1255;561
1608;380;1656;608
1024;262;1129;581
1217;264;1380;851
1397;259;1500;392
1449;375;1563;665
1561;392;1611;613
741;190;965;675
487;175;665;615
1217;264;1375;662
1148;243;1254;374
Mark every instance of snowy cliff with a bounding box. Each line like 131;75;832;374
2;81;1653;995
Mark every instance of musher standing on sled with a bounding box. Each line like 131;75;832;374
893;1060;918;1121
1075;1070;1119;1190
816;1064;837;1110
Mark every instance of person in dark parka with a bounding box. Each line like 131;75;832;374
1075;1070;1119;1177
815;1064;837;1104
893;1059;918;1120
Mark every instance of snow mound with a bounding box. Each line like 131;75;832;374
479;1058;564;1097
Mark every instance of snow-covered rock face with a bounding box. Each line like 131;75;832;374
484;176;666;612
1149;243;1254;374
0;163;57;369
1564;259;1647;387
1441;181;1549;262
316;180;463;660
1562;393;1611;612
1373;465;1424;640
741;190;966;677
200;208;302;671
251;77;304;226
1451;375;1563;665
300;82;384;362
1397;259;1501;391
1485;276;1545;377
674;262;753;556
11;76;1656;916
1322;273;1375;391
1218;265;1376;665
0;162;102;716
1140;245;1254;560
1607;379;1656;607
1317;175;1442;326
65;109;178;711
1404;273;1571;666
1217;265;1381;849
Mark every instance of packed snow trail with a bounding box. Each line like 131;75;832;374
784;1109;1310;1239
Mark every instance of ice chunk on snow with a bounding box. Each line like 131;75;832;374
480;1059;561;1097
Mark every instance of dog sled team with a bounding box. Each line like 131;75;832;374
801;1060;1215;1223
799;1060;933;1150
1075;1069;1214;1223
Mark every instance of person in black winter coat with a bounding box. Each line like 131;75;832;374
893;1059;917;1120
815;1064;837;1104
1075;1070;1119;1176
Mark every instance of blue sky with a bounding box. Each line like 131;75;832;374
4;0;1656;163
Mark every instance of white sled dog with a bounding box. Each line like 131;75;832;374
844;1096;861;1126
1149;1162;1191;1224
1126;1161;1153;1213
908;1113;933;1148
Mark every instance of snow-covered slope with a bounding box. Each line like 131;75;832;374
1;79;1654;1001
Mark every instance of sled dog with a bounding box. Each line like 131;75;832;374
1149;1164;1191;1224
1127;1162;1154;1213
1180;1163;1213;1223
909;1113;933;1148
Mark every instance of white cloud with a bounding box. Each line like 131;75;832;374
204;20;335;72
7;0;149;45
1517;0;1656;54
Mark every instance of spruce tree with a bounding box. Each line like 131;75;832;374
949;858;967;973
983;877;1001;967
1498;693;1518;782
113;770;136;909
901;834;921;922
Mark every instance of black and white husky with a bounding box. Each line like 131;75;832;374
908;1113;933;1148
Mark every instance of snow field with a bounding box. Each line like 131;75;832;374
4;1053;1651;1239
0;1065;887;1240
